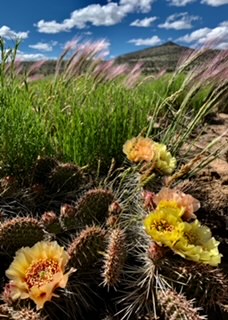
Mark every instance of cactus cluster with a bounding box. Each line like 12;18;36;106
0;153;227;320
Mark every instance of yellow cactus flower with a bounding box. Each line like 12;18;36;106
123;137;176;175
154;187;200;221
154;142;176;175
123;137;157;163
173;220;222;266
156;200;185;218
5;241;75;310
144;208;185;247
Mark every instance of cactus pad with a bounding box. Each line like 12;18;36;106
32;156;58;184
41;211;62;234
59;204;77;230
48;163;84;192
158;288;206;320
11;308;44;320
75;189;114;225
102;228;126;288
0;217;45;253
68;226;106;269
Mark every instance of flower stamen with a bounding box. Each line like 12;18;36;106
25;259;60;289
153;220;174;232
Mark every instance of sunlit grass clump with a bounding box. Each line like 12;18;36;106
0;37;227;177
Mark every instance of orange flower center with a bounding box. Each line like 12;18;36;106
25;259;60;289
153;220;174;232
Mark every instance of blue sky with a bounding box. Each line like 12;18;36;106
0;0;227;60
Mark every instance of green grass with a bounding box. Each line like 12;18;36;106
0;39;227;178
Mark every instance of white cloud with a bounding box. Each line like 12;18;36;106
178;27;210;42
36;20;71;34
177;21;228;49
0;25;29;40
216;42;228;49
158;12;199;30
119;0;155;13
201;0;228;6
16;51;50;61
62;38;111;58
128;35;161;46
29;42;54;52
36;0;155;33
130;16;157;27
167;0;196;6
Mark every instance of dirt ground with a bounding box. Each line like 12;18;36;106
189;113;228;268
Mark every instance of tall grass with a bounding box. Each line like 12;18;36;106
0;38;227;177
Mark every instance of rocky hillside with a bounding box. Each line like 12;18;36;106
115;41;219;73
19;42;220;76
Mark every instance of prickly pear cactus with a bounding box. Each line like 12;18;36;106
0;153;227;320
68;226;106;269
0;217;45;253
48;163;84;193
73;189;114;224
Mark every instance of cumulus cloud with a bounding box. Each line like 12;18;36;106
0;25;29;40
158;12;199;30
167;0;196;6
62;38;111;58
128;35;161;46
177;21;228;49
29;42;55;52
119;0;155;13
36;0;155;33
177;27;210;42
130;16;157;27
201;0;228;6
15;51;51;61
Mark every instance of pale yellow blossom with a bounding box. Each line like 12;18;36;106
6;241;75;309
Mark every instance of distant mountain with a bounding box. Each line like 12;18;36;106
18;42;220;76
115;41;219;73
